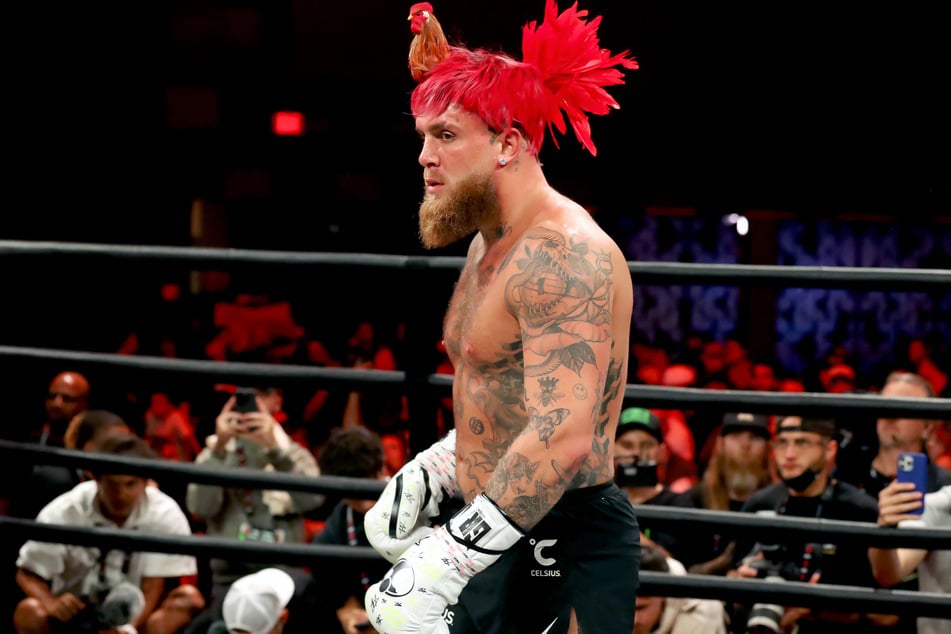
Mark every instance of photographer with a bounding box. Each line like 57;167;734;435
614;407;686;559
729;416;894;633
183;386;324;634
14;435;198;634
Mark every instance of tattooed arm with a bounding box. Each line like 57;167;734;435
484;227;622;530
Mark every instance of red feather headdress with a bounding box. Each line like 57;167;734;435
407;0;637;156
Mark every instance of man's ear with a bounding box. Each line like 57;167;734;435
498;128;523;167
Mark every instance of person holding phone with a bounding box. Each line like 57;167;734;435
183;386;324;634
836;371;951;499
868;482;951;634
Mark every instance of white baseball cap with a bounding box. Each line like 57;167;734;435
222;568;295;634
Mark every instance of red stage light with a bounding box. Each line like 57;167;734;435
272;111;305;136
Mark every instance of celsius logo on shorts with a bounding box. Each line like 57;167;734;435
378;559;415;597
531;539;560;576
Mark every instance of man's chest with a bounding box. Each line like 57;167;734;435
443;262;519;365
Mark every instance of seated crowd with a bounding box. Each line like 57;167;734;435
1;320;949;633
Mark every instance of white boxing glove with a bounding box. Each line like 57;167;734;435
365;493;524;634
365;429;458;563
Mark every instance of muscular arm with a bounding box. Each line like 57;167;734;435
485;227;624;530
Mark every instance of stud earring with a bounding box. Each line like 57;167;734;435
499;158;507;166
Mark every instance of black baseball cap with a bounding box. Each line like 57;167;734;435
776;416;837;438
720;412;771;440
617;407;663;442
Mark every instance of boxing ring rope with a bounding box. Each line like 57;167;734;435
0;240;948;290
2;441;950;619
2;239;949;619
2;346;950;419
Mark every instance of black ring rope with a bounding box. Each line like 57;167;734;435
3;241;949;620
2;345;949;417
3;441;949;551
0;517;947;619
0;239;948;290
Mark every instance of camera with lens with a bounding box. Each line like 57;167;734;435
746;541;828;582
614;459;658;488
744;542;832;633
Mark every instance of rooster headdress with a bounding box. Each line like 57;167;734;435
406;0;638;157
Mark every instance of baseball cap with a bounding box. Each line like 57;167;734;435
720;412;771;440
776;416;837;438
222;568;295;634
617;407;663;442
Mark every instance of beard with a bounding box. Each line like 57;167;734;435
720;453;771;501
418;169;500;249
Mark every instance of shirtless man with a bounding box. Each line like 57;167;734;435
363;2;639;632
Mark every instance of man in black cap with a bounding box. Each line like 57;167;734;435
614;406;686;560
672;412;775;575
730;416;893;633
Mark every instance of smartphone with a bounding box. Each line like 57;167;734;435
233;387;259;414
896;451;927;516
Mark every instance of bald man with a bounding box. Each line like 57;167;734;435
41;371;91;446
1;371;91;622
2;371;91;518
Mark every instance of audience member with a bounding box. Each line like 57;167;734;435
297;426;392;633
675;413;774;575
819;363;856;394
380;431;409;478
8;409;136;522
208;567;296;634
13;434;199;634
340;319;403;435
836;370;951;500
1;370;92;517
143;392;202;463
634;545;727;634
184;387;324;634
905;337;949;397
614;406;688;559
868;482;950;634
730;416;894;633
654;365;699;493
37;371;92;447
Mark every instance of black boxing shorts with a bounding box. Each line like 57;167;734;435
446;482;640;634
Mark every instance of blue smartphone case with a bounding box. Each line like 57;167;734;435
896;452;928;515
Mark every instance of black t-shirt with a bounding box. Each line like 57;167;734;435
636;487;687;559
294;502;390;634
730;481;901;634
732;480;878;586
666;483;746;571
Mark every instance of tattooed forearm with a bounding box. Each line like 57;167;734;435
487;453;579;529
528;406;570;448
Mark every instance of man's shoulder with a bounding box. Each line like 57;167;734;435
929;462;951;489
35;479;98;521
138;487;192;530
742;483;786;509
831;480;878;516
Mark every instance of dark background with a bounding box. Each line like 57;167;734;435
5;0;948;252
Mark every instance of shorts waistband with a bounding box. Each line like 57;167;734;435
559;481;616;504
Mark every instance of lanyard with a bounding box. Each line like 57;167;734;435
346;506;370;591
235;444;254;516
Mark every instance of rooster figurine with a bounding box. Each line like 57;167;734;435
408;3;449;82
